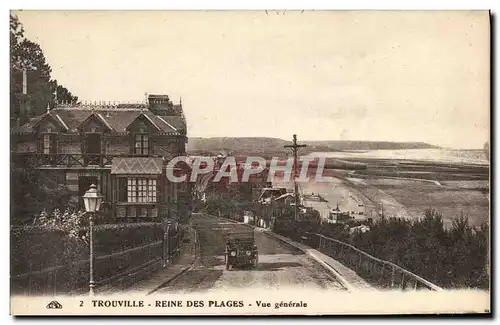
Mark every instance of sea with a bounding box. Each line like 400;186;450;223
306;149;489;166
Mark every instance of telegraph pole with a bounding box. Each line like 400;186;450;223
284;134;306;221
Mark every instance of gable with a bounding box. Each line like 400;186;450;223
126;114;161;133
77;113;113;133
37;120;60;133
33;114;68;133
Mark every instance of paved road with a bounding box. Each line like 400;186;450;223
154;213;343;293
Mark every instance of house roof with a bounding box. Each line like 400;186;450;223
12;105;186;135
126;113;162;131
31;112;69;131
77;112;114;131
158;115;185;131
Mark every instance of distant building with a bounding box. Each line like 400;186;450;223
11;94;192;222
192;156;272;201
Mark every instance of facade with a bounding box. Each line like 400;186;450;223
11;94;192;222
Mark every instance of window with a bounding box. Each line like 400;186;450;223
43;134;51;154
126;178;157;203
135;134;149;155
39;134;57;154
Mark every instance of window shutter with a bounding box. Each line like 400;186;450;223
51;136;58;154
82;134;87;154
37;137;43;153
148;135;152;156
118;178;127;202
129;134;134;155
156;176;160;203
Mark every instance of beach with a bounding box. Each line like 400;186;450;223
273;149;489;227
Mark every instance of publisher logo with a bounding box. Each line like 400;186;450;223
46;301;63;309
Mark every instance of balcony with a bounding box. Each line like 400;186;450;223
11;153;115;169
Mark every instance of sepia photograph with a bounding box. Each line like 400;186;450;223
9;10;490;315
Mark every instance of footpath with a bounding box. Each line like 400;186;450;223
99;228;197;295
258;228;374;291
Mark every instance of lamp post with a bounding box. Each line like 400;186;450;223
82;184;103;296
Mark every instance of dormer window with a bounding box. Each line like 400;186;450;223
38;132;57;154
43;134;51;154
135;134;149;155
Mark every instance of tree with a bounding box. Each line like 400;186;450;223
55;83;79;104
10;167;75;225
10;14;78;125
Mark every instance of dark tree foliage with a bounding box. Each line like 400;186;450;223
322;209;489;289
10;14;78;125
11;167;74;225
203;181;255;218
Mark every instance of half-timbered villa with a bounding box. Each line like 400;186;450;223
11;94;192;222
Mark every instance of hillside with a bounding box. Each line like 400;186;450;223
187;137;439;155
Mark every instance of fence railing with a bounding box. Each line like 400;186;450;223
11;222;183;295
317;234;443;291
12;153;114;168
12;153;167;168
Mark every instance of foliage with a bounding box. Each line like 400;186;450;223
10;14;78;125
11;209;89;293
30;209;88;240
319;209;489;289
11;209;172;294
203;181;254;217
271;204;488;289
11;167;74;225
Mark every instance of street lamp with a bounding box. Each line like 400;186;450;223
82;184;103;296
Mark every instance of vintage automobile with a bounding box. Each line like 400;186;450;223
223;226;258;270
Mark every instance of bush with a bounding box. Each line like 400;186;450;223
11;209;168;294
272;208;489;290
11;167;75;225
11;209;88;293
348;209;489;289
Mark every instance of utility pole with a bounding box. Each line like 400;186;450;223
284;134;306;221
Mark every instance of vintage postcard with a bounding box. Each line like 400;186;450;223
9;10;490;316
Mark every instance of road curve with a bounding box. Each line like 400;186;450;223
154;213;344;293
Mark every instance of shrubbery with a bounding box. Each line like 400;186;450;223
11;167;75;225
11;209;168;294
346;210;489;289
11;209;89;293
202;182;254;220
312;209;489;289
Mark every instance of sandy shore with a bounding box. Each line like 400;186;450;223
272;177;373;222
272;169;488;227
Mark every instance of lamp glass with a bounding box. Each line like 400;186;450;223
82;184;103;213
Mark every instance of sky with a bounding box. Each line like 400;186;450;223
14;10;490;149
